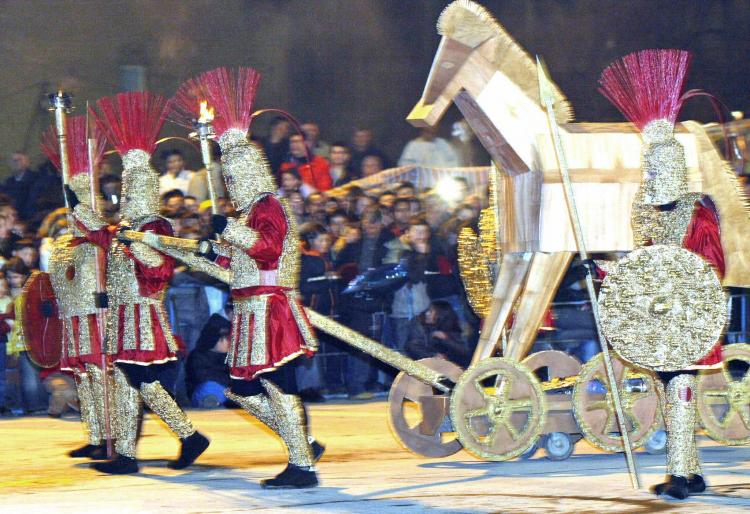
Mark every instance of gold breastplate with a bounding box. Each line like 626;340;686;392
230;195;300;290
632;192;702;247
48;234;99;317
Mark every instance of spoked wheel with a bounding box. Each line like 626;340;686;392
697;343;750;445
572;352;661;452
450;357;546;461
387;357;464;457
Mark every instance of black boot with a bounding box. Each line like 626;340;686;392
687;474;707;494
261;464;318;489
88;444;112;461
92;455;139;475
311;439;326;463
168;431;210;470
652;475;689;499
69;443;103;458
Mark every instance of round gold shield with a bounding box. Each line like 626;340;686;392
598;245;727;371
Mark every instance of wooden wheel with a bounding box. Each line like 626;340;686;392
697;343;750;445
522;350;582;381
572;352;660;452
387;357;464;457
450;357;546;461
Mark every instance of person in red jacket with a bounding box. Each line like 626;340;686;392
280;134;332;192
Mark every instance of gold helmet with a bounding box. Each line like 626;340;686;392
91;92;170;224
172;67;276;212
599;49;693;205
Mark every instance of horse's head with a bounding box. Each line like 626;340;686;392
408;0;499;127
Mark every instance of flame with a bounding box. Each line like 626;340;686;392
198;101;214;123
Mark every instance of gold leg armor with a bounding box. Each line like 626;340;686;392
262;379;314;468
85;364;113;444
665;374;701;477
225;389;279;434
140;381;196;440
75;370;101;445
113;366;142;459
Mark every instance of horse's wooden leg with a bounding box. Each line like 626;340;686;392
505;252;573;362
471;253;533;365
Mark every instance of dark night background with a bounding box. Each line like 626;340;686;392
1;0;748;174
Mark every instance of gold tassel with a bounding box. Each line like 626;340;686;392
140;381;195;440
665;374;701;477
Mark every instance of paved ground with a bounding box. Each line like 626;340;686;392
1;400;749;513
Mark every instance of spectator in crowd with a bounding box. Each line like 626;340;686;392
360;154;383;178
0;202;21;261
279;169;315;198
398;126;460;168
335;207;391;399
186;145;226;203
2;153;36;221
378;192;396;209
186;314;231;408
383;216;460;359
297;223;339;402
285;190;306;225
387;198;412;238
301;122;330;159
327;210;349;243
351;128;392;174
329;141;356;187
280;134;333;192
161;189;186;218
355;195;376;217
405;300;472;367
304;192;328;225
0;273;11;414
4;257;46;413
26;160;63;230
158;149;195;195
396;181;416;200
261;116;291;177
183;195;199;214
12;239;38;269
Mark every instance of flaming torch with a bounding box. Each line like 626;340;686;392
193;101;219;215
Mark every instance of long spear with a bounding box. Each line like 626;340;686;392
85;103;113;458
536;57;641;489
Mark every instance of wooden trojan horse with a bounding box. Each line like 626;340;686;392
409;0;750;364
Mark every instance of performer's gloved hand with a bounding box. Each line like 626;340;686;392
94;292;109;309
64;185;80;209
211;214;228;237
40;299;55;318
197;238;218;261
117;225;132;247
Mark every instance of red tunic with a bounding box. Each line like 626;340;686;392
221;195;317;380
84;219;178;365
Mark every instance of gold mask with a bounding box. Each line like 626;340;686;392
120;149;160;223
640;119;689;205
218;128;277;212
